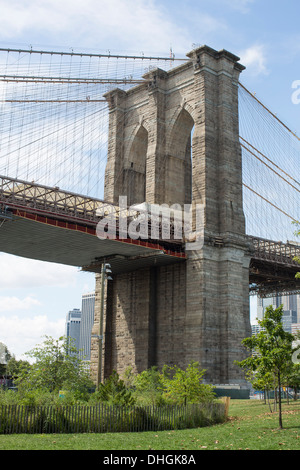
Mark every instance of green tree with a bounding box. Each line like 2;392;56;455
286;329;300;399
133;366;164;405
293;221;300;278
242;364;275;410
236;305;296;429
6;357;31;377
289;223;300;397
16;335;94;400
287;363;300;400
0;342;13;376
159;361;216;405
94;370;135;406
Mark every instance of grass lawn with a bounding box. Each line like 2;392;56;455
0;399;300;451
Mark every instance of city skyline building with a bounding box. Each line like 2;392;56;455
79;292;95;361
254;293;300;333
65;293;95;360
65;308;81;354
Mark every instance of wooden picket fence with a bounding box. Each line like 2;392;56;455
0;402;226;434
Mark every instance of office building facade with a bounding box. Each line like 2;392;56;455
256;294;300;333
65;308;81;353
79;292;95;361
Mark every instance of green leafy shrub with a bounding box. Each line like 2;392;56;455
159;361;216;405
92;370;135;406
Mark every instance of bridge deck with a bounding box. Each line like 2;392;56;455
248;236;300;296
0;175;185;272
0;175;299;294
0;206;185;272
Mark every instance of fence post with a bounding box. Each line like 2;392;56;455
221;397;230;419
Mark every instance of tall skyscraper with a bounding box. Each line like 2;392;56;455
257;296;277;320
256;294;300;333
65;308;81;353
79;292;95;361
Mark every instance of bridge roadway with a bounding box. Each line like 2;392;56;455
0;175;186;273
0;175;299;296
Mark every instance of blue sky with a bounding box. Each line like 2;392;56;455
0;0;299;359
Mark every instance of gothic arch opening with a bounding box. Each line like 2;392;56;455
124;125;148;205
165;108;194;206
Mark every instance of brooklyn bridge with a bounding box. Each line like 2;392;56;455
0;45;299;389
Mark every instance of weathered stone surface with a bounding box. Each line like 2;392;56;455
90;45;251;386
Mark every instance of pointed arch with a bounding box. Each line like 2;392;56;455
165;107;195;205
124;124;148;205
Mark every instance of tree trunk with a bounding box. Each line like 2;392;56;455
266;389;273;413
278;372;283;429
273;388;277;412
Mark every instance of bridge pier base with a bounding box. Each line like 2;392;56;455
90;238;251;386
185;240;252;385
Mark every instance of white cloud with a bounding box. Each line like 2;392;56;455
0;314;65;360
225;0;255;13
0;0;69;38
239;44;269;76
0;295;41;312
0;253;78;289
208;0;255;14
0;0;191;53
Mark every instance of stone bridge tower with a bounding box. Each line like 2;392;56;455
91;45;252;389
